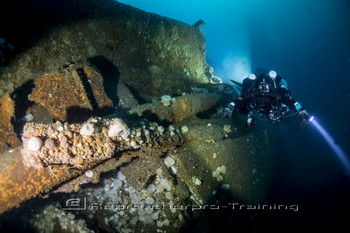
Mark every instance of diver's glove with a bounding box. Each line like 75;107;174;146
245;112;256;127
298;109;309;121
299;109;312;128
220;102;235;119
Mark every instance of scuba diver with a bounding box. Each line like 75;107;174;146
221;70;312;128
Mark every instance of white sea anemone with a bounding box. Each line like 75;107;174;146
180;126;188;134
27;136;42;151
108;118;130;139
160;95;172;107
85;170;94;178
164;156;175;167
80;122;95;136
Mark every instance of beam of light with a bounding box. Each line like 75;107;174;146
222;54;251;84
310;117;350;178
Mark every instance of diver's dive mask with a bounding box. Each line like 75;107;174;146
258;80;270;92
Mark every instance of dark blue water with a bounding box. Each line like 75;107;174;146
120;0;350;230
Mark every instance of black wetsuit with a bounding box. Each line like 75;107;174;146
235;74;300;115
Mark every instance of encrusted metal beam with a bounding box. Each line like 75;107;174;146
0;117;185;214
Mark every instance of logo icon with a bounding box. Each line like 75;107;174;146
62;197;87;210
